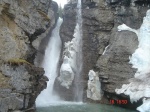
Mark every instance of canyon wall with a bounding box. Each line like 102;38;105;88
58;0;149;110
0;0;58;111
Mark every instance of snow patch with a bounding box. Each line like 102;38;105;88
102;45;109;55
116;9;150;112
137;99;150;112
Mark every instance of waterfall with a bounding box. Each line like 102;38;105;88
36;18;63;107
36;0;83;106
73;0;83;101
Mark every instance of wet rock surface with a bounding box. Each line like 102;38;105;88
0;63;47;112
0;0;57;111
96;0;149;110
58;0;150;110
57;0;113;101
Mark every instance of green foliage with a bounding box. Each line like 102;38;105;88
0;72;11;88
58;4;63;18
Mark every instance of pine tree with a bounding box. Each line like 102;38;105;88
58;4;63;18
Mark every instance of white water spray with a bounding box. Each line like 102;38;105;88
73;0;83;101
36;18;63;107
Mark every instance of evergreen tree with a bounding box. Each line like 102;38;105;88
58;4;63;18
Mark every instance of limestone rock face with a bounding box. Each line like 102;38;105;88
56;0;113;101
0;63;47;112
115;10;150;111
58;0;150;110
0;14;28;61
0;0;57;111
96;0;149;110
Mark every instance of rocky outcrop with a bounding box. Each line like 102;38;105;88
0;0;57;111
96;0;149;110
58;0;150;110
115;10;150;111
0;63;47;112
81;1;114;101
57;0;113;101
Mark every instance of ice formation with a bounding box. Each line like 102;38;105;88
58;39;76;89
102;45;109;55
58;0;83;92
87;70;102;100
137;99;150;112
116;9;150;111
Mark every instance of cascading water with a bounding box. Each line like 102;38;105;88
36;0;83;107
73;0;83;101
36;1;139;112
36;18;63;107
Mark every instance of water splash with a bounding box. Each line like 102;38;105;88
36;18;63;107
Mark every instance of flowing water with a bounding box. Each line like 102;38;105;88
36;18;63;107
35;0;83;105
37;103;136;112
73;0;83;101
35;0;137;111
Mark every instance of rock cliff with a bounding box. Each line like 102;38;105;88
0;0;58;111
97;0;149;110
58;0;150;110
57;0;113;101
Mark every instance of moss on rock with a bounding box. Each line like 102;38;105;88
7;58;32;66
0;72;11;88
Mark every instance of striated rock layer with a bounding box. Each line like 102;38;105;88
0;0;58;111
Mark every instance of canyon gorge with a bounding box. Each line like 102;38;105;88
0;0;150;112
